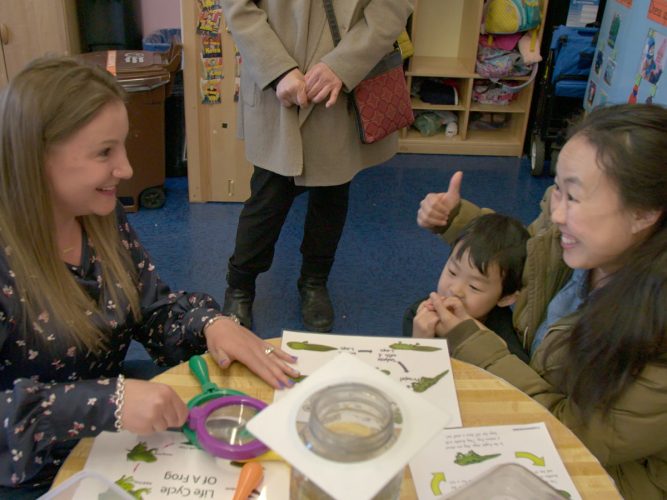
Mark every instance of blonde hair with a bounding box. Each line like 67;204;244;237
0;56;141;352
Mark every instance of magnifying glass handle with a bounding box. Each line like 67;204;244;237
236;450;284;463
189;355;219;394
232;462;264;500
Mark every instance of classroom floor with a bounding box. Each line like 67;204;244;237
126;153;553;358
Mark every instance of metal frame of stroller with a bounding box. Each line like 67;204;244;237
529;25;599;176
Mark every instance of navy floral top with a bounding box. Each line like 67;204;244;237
0;206;222;488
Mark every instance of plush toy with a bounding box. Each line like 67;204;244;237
518;30;542;65
413;110;458;137
438;111;459;137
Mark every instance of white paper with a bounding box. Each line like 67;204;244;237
75;430;290;499
247;352;450;500
409;423;581;499
278;330;462;427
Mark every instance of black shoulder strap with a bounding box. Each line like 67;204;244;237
322;0;342;46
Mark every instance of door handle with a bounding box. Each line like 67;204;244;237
0;24;9;46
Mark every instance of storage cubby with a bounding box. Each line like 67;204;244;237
400;0;549;156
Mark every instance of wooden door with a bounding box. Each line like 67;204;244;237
0;0;79;88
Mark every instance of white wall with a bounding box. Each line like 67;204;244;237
139;0;181;36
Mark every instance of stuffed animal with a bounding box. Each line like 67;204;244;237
518;30;542;65
413;110;458;137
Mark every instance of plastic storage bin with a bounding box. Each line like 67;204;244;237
77;44;182;210
38;470;133;499
444;463;566;499
143;29;187;178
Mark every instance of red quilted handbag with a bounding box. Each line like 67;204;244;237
323;0;414;144
351;49;414;144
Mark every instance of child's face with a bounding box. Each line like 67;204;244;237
436;246;506;321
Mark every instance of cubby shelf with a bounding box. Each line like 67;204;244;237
399;0;549;157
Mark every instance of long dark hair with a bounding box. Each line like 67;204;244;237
558;104;667;417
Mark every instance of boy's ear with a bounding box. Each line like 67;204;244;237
496;291;519;308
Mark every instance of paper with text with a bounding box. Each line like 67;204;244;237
409;422;581;499
279;331;462;427
76;430;289;499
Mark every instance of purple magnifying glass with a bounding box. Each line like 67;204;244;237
187;395;270;460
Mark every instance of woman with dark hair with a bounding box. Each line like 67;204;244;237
0;57;298;495
416;104;667;499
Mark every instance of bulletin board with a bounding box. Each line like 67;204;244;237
585;0;667;109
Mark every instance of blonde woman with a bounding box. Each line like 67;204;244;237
0;57;298;494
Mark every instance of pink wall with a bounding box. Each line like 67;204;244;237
139;0;181;36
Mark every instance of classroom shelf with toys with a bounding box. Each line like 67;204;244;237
399;0;549;157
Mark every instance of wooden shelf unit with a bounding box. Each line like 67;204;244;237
399;0;549;157
181;0;252;203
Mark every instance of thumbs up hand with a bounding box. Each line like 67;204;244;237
417;171;463;229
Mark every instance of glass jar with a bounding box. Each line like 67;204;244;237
290;382;402;500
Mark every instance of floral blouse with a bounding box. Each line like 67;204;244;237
1;206;222;489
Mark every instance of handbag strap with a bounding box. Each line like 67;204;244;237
491;63;539;92
322;0;342;47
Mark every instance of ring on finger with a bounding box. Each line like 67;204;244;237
264;345;275;356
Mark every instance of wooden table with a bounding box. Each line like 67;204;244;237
52;339;620;499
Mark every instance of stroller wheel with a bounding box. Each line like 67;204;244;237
140;186;166;209
530;134;545;176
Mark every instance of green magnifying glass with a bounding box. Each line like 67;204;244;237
182;355;246;448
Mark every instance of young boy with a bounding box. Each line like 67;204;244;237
403;213;530;362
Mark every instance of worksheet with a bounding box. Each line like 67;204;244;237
278;331;462;428
409;422;581;499
75;430;290;499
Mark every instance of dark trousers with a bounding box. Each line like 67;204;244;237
227;166;351;292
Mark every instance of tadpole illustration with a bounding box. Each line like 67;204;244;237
411;370;449;392
286;341;337;351
389;341;442;352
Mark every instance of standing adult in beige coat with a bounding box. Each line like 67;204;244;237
219;0;413;331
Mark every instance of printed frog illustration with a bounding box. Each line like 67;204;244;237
99;475;150;500
411;370;449;392
454;450;501;465
126;442;158;463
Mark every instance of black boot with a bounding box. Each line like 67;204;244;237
222;287;254;329
298;276;334;332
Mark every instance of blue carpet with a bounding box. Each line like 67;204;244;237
126;154;553;352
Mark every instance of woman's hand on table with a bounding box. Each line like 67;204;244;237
122;379;189;434
204;317;300;390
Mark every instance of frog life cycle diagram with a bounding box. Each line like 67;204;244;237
278;331;462;428
75;430;291;499
409;423;581;499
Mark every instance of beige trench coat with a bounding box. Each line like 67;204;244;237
219;0;414;186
